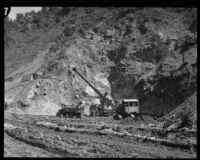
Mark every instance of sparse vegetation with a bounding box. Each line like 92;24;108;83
4;7;196;158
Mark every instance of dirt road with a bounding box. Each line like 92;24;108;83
4;114;196;158
4;132;59;157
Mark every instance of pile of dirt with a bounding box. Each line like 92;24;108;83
158;92;197;131
5;107;25;116
5;99;62;118
24;99;62;116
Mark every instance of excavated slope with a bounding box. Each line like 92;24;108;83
5;8;197;119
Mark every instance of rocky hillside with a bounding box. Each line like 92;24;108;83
4;7;197;125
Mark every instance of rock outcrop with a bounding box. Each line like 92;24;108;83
5;8;197;119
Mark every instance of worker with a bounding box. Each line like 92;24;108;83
90;104;97;117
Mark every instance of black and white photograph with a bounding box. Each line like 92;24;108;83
4;6;197;158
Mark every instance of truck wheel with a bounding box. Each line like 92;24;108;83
114;114;122;120
76;114;80;118
77;114;82;118
68;114;72;118
113;114;118;120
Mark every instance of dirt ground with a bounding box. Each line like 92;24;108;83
4;132;59;157
4;113;196;158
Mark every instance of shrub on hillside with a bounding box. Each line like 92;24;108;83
57;7;71;17
63;26;75;37
78;28;86;37
32;16;41;24
55;17;60;23
5;77;13;82
115;8;143;20
84;8;93;14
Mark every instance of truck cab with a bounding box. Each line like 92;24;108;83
122;99;139;115
114;99;139;119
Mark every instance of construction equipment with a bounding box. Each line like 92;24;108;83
72;67;115;116
72;67;140;118
56;102;83;118
114;99;140;119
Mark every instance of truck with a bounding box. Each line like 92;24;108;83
56;102;83;118
72;67;140;119
114;99;140;119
